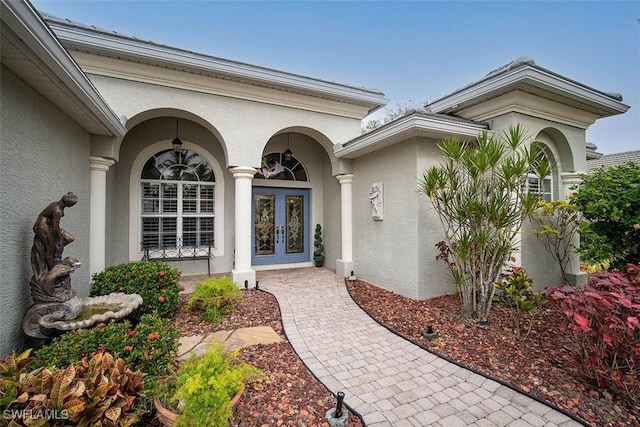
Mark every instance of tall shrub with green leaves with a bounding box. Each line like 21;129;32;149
419;125;551;322
570;162;640;270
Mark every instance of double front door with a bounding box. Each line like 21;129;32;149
252;187;310;265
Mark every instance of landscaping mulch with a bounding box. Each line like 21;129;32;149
169;280;637;427
346;279;639;427
170;289;362;427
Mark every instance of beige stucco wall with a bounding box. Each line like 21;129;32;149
82;73;363;169
489;113;587;175
322;162;342;271
352;140;423;298
348;113;587;300
520;220;565;289
1;66;92;356
416;138;459;299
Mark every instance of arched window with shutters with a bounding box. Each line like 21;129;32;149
524;143;553;202
140;148;215;249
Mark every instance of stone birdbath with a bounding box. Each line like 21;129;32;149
22;192;142;340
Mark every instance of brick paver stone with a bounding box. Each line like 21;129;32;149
258;268;583;426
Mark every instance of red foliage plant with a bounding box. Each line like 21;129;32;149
545;264;640;404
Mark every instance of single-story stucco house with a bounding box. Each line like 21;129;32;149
1;0;630;356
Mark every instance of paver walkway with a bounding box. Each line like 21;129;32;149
257;268;582;427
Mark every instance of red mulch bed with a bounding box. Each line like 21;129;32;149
168;290;362;427
346;279;639;427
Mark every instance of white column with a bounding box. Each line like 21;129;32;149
90;156;115;275
336;174;354;278
561;172;583;201
230;166;256;286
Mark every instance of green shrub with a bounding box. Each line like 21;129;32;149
28;313;179;376
1;351;144;426
570;162;640;269
493;266;545;337
186;276;242;324
91;261;181;321
171;345;262;427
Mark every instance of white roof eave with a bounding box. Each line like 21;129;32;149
1;0;126;138
429;66;629;118
49;25;388;112
335;114;488;159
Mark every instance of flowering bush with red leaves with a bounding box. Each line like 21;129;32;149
545;264;640;404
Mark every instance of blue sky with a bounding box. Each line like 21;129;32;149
32;0;639;154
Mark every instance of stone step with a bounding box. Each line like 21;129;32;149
176;325;283;361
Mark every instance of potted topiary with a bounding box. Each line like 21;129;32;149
313;224;325;267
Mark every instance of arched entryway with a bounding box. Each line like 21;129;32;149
252;151;311;265
251;130;333;268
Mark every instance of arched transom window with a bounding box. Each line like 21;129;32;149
254;152;308;181
140;149;215;249
524;144;553;202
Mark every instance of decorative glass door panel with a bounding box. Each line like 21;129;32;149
286;196;304;254
255;194;275;256
252;188;310;265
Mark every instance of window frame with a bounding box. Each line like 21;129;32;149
129;141;224;261
525;143;554;202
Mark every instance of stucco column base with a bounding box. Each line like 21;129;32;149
232;269;256;288
335;259;353;279
567;272;588;286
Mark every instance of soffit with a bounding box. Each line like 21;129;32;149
1;1;125;137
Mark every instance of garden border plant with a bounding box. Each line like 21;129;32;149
546;264;640;405
27;313;179;377
493;266;545;338
530;200;581;284
157;344;263;427
90;261;181;322
186;276;243;324
1;349;145;426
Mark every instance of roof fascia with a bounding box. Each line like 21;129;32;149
1;0;126;137
335;113;488;159
48;24;388;114
429;65;629;118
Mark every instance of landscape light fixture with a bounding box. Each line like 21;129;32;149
172;118;183;154
284;132;293;162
